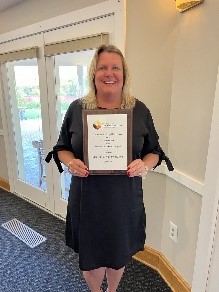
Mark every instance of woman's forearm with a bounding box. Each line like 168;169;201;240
142;153;159;170
57;150;75;167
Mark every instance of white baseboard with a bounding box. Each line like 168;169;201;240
134;245;191;292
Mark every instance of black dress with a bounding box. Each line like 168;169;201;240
48;98;173;271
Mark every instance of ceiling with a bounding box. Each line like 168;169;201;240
0;0;27;12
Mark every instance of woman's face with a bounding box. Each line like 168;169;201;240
94;52;124;99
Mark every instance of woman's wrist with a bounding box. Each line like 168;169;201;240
67;159;75;168
144;164;149;173
67;159;76;172
141;162;149;179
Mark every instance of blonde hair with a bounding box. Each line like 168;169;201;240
81;44;135;109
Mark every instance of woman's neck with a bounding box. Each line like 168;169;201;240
96;95;122;109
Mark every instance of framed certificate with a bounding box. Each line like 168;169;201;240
83;109;133;175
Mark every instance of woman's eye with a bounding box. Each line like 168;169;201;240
112;66;121;71
96;66;121;71
97;66;105;71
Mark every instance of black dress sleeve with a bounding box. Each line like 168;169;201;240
141;107;174;171
45;101;76;173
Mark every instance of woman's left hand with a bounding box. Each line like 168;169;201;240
127;159;148;177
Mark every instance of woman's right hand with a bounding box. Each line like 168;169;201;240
67;158;89;177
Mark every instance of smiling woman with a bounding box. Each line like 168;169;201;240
46;44;173;292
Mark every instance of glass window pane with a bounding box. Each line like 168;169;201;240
54;50;95;199
6;58;46;191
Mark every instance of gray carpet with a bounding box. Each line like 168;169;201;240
0;188;172;292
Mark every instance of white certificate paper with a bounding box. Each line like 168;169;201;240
83;109;132;174
87;114;127;170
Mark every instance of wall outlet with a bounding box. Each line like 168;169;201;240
169;221;178;243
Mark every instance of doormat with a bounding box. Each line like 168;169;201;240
1;218;47;248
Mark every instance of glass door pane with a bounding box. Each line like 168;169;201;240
53;50;95;201
6;58;46;191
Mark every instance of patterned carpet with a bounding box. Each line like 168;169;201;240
0;188;172;292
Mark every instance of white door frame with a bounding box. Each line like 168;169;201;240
205;196;219;291
192;66;219;291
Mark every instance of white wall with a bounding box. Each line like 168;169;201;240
169;0;219;182
126;0;177;252
126;0;219;286
162;178;202;284
165;0;219;284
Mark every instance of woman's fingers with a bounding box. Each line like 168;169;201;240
68;159;89;177
127;159;146;177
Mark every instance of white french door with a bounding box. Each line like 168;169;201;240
0;34;55;211
0;0;124;218
45;50;95;216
